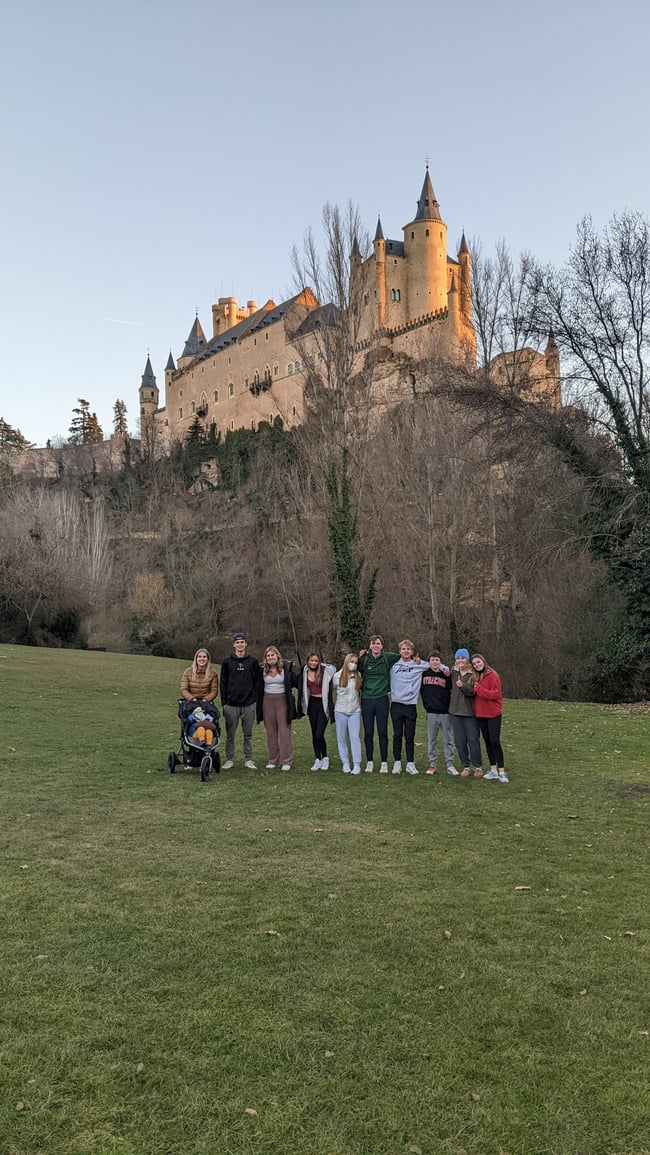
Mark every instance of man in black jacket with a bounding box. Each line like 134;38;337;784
420;652;456;775
220;632;262;769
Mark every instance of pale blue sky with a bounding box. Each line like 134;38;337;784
1;0;649;446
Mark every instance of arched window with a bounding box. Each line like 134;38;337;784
229;383;235;397
288;364;293;375
191;401;196;415
213;390;219;403
178;408;183;419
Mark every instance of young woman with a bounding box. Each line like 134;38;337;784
448;648;483;777
297;652;336;770
471;653;507;783
180;648;219;703
256;646;297;770
333;654;363;775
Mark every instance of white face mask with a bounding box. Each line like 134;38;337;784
348;662;357;671
267;657;278;666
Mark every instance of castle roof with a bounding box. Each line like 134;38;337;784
385;237;404;257
165;350;176;371
458;231;470;254
140;355;157;389
181;316;207;360
413;168;442;223
185;289;320;366
374;215;385;241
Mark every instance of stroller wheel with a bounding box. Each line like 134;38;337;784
200;755;212;782
168;752;177;774
212;750;221;774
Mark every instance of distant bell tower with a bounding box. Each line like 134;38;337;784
139;355;159;424
404;167;448;319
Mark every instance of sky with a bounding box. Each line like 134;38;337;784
1;0;649;447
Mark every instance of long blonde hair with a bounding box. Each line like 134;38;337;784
192;648;214;680
263;646;284;675
339;653;361;690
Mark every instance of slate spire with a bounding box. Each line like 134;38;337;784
415;167;442;222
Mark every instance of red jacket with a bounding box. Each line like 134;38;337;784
473;669;503;718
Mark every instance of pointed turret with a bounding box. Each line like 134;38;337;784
179;316;207;365
139;354;159;428
457;231;472;323
374;215;385;241
165;350;176;372
414;168;442;222
544;328;561;406
458;230;470;254
404;168;448;317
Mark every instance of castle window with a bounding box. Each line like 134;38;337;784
230;420;234;430
288;364;293;375
440;231;443;240
229;383;235;397
426;229;429;237
269;413;273;423
295;361;301;372
191;401;196;415
228;357;231;365
254;337;257;346
411;231;414;239
213;390;219;403
394;259;397;265
178;408;183;419
388;242;393;250
179;390;183;397
150;390;154;397
364;294;369;305
391;289;401;302
140;406;145;417
265;332;269;341
251;420;256;430
274;362;279;376
165;419;169;427
292;405;296;417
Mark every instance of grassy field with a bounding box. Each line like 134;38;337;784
0;644;648;1155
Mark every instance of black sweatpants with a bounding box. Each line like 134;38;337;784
307;695;329;759
391;701;417;762
478;714;504;768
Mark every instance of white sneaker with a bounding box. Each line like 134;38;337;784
281;763;291;771
223;759;234;770
365;761;374;773
447;766;459;776
483;768;499;780
321;757;329;770
405;762;418;775
392;761;401;775
342;763;351;774
310;759;322;771
244;760;257;770
265;762;277;769
379;762;388;774
498;771;509;783
351;764;361;775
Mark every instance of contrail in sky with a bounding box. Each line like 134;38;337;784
103;316;144;326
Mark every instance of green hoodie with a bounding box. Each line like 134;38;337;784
358;650;399;699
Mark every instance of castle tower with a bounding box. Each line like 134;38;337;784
373;216;386;328
178;315;207;368
165;350;176;387
139;355;159;427
403;168;448;320
457;231;472;323
544;329;561;406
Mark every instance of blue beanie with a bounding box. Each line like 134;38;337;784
454;648;470;660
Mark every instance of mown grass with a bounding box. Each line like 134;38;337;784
0;644;648;1155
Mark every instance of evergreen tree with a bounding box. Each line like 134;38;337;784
112;399;128;437
326;447;377;650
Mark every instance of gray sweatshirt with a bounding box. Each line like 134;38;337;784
389;659;426;706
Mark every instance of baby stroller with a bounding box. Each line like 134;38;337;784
168;700;221;782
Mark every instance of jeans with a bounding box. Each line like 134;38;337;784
361;695;390;761
334;710;362;768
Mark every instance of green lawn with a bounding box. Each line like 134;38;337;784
1;645;648;1155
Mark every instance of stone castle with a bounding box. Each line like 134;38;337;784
137;168;559;447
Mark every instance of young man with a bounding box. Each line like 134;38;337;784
389;639;426;775
220;632;262;769
420;653;455;775
358;635;399;773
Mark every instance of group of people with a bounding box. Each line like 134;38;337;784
179;632;508;783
